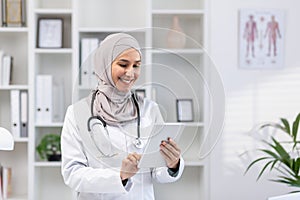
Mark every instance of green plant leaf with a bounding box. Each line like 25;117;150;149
256;160;275;181
270;137;291;167
270;160;278;171
273;176;300;187
261;149;280;160
292;113;300;148
246;112;300;189
244;157;271;175
36;134;61;161
280;118;291;135
259;123;283;131
293;158;300;176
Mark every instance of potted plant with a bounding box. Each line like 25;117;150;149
245;113;300;191
36;133;61;161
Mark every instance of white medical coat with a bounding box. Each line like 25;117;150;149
61;98;185;200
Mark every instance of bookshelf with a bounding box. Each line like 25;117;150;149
0;0;29;199
0;0;210;199
28;0;73;199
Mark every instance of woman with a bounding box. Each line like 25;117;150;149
61;33;184;199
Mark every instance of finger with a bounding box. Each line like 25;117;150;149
160;142;177;161
160;147;179;168
127;153;140;167
167;138;180;152
161;141;180;158
132;152;141;161
159;145;173;162
127;154;138;165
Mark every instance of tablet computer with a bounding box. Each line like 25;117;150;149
138;123;184;168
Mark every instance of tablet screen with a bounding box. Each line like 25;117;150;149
138;123;184;168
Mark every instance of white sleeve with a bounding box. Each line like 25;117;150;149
151;157;185;183
61;106;132;193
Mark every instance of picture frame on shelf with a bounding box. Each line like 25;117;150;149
2;0;26;27
176;99;194;122
37;18;63;48
6;0;21;26
135;89;146;99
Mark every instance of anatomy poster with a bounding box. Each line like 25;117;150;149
239;9;285;69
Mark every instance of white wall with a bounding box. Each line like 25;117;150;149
209;0;300;199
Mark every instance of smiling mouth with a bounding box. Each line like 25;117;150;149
120;78;133;84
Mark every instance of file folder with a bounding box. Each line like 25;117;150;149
20;90;28;137
36;75;53;124
10;90;20;138
80;38;99;88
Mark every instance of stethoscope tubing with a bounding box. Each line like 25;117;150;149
87;90;142;150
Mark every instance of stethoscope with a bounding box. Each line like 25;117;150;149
87;90;144;157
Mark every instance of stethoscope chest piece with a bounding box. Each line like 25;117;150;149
133;138;144;149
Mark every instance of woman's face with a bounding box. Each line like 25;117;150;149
111;48;141;92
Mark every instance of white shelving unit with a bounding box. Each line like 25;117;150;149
0;1;29;199
150;0;210;198
28;0;73;199
0;0;210;199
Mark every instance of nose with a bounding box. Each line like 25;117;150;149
125;65;134;77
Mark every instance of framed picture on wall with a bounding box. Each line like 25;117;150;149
239;9;285;69
37;18;63;48
176;99;193;122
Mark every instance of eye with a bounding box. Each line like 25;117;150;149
133;64;141;68
118;63;127;68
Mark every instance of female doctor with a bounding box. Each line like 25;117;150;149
61;33;184;199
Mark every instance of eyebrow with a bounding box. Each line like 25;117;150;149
118;59;141;63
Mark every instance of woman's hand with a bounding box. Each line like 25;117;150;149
160;137;181;169
120;152;141;180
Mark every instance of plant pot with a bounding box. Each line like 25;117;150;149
47;154;61;161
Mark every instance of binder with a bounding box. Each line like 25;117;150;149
2;55;12;86
89;38;99;88
35;75;43;124
80;38;90;87
52;79;64;122
0;0;2;28
0;165;3;200
0;51;3;85
20;90;28;137
80;38;99;88
10;90;21;138
43;75;53;123
36;75;53;124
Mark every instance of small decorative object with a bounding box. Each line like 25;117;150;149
244;113;300;190
37;18;63;48
176;99;193;122
239;9;285;69
36;133;61;161
167;15;186;49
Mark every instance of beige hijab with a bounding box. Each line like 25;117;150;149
93;33;142;126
